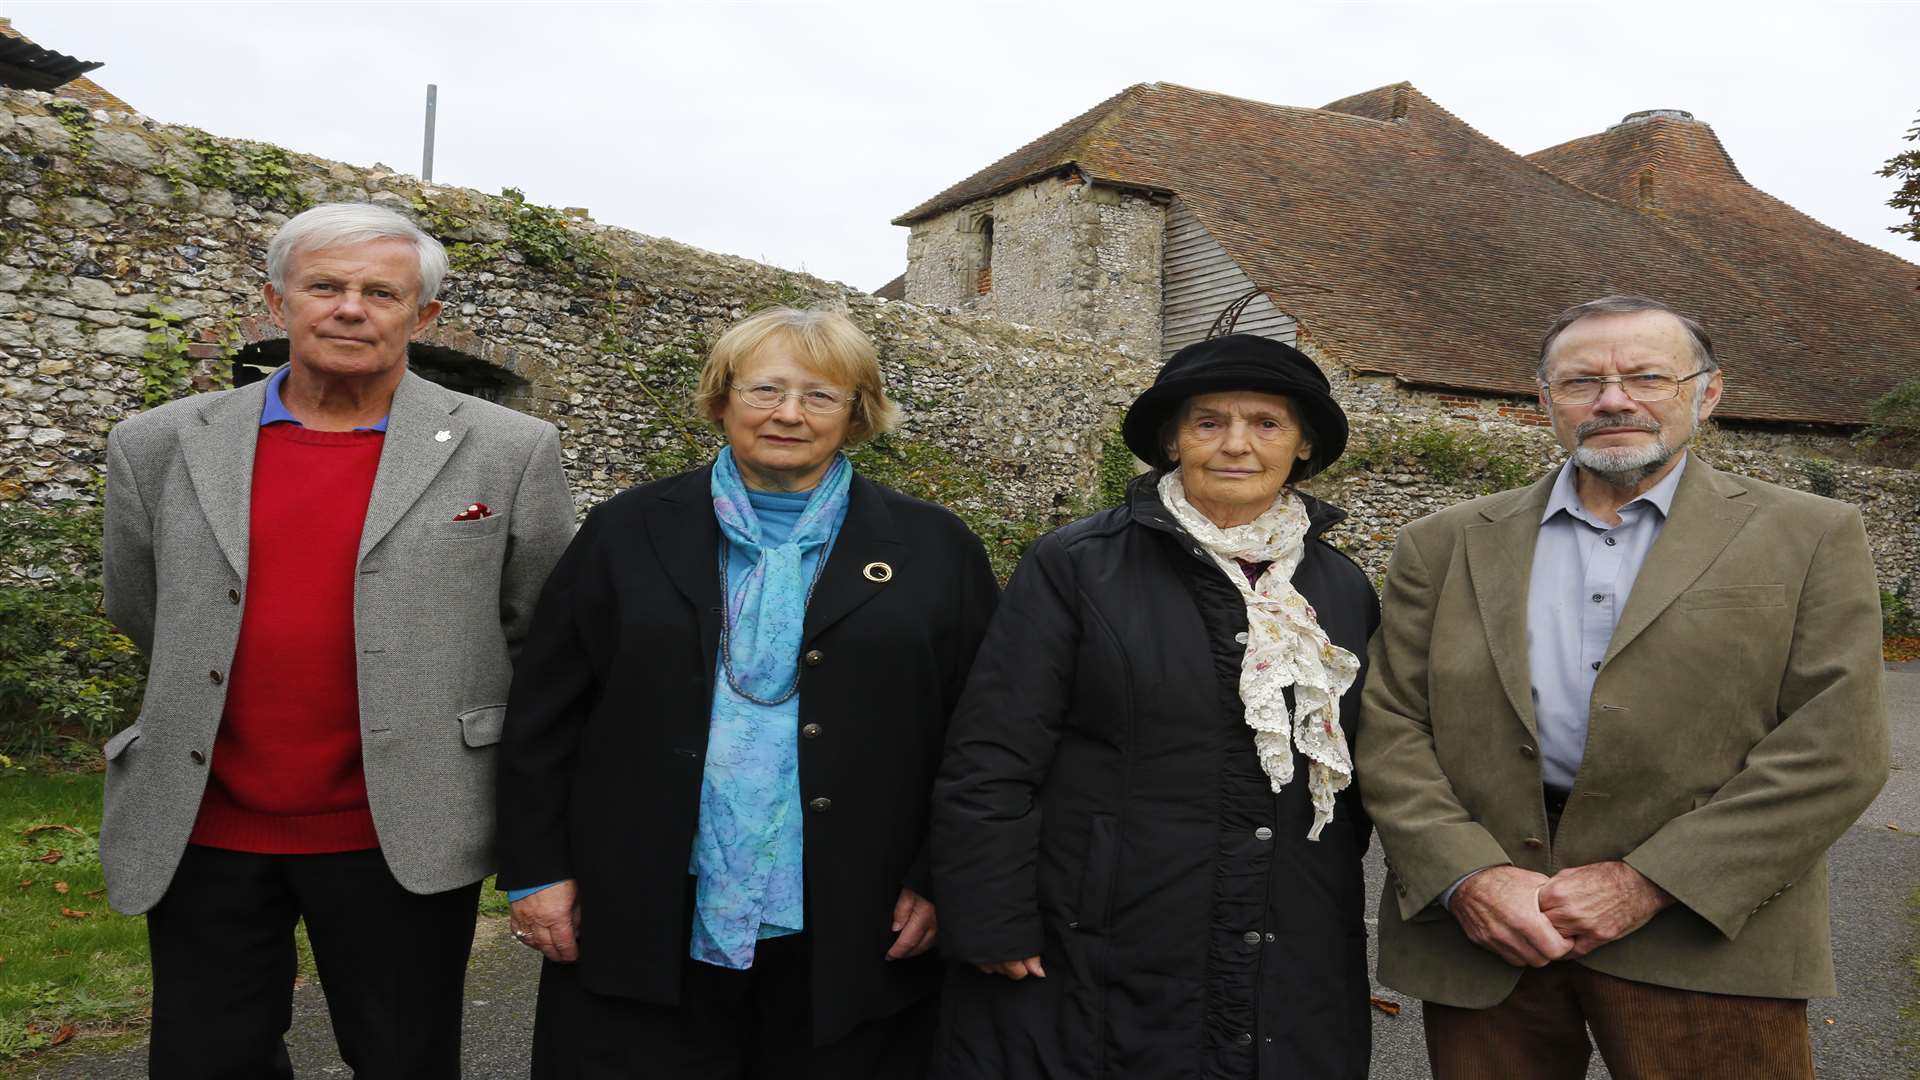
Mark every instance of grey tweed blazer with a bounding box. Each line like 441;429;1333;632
99;368;576;914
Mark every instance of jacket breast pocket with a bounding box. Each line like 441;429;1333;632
1675;584;1786;611
428;515;508;541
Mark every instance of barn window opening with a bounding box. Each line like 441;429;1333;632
230;340;529;408
976;216;994;295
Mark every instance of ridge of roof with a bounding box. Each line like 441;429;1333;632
894;81;1918;424
891;83;1150;225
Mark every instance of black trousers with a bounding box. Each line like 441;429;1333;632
145;844;481;1080
532;933;939;1079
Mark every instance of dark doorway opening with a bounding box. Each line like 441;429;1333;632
231;340;530;408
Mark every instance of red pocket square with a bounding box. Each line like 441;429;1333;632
453;503;492;522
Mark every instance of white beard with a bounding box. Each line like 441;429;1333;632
1573;438;1676;487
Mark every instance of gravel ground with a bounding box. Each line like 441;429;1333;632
20;668;1918;1079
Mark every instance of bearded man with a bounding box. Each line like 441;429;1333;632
1357;294;1888;1079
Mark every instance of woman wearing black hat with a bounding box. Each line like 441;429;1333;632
929;335;1380;1078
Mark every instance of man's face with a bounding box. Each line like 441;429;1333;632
1538;309;1723;485
264;238;442;381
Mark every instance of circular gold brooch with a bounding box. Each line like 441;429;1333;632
862;561;893;583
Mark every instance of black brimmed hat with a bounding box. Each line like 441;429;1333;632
1121;334;1349;480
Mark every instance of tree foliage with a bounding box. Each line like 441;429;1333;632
1879;111;1920;243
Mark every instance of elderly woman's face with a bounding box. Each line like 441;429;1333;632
719;345;855;492
1168;391;1312;528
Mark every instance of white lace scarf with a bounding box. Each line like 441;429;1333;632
1157;471;1360;840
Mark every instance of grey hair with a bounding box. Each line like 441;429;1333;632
1537;295;1718;382
266;202;449;305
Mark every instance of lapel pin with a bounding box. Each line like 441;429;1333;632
434;430;452;442
862;561;893;583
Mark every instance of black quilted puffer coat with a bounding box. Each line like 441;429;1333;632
930;475;1380;1080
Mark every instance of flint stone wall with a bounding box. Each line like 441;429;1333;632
903;172;1165;361
1;87;1914;594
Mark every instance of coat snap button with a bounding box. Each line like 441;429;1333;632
227;588;241;605
803;650;824;667
1523;836;1545;850
1254;827;1273;841
1241;930;1261;945
208;669;223;685
807;796;832;812
801;723;823;739
1264;932;1275;943
189;750;206;765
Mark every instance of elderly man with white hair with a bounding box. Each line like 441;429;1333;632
100;202;576;1079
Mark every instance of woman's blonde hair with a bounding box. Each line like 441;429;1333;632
696;307;901;444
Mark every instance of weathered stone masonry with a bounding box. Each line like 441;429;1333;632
1;87;1915;595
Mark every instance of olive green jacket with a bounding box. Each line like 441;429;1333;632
1356;457;1888;1007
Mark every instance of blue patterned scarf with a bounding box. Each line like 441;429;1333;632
688;448;852;968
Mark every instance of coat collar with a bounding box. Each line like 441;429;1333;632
179;376;273;578
1126;470;1349;546
356;370;468;560
1464;453;1755;734
177;367;465;577
647;464;907;663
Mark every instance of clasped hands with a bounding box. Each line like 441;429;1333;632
1451;860;1674;968
507;883;939;965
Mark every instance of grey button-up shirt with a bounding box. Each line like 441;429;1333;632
1527;453;1688;791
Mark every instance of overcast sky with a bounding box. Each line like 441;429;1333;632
8;1;1917;292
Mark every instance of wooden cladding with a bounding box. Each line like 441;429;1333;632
1161;198;1296;359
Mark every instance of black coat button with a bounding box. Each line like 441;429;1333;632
189;750;206;765
1235;1032;1253;1046
803;650;824;667
227;589;241;605
1520;745;1537;758
801;723;823;739
1241;930;1261;945
208;670;223;685
808;796;832;812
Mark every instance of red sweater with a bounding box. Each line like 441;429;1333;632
190;424;385;853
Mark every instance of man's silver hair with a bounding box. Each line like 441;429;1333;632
266;202;449;305
1536;294;1718;382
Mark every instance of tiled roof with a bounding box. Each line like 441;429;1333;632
0;18;131;112
898;82;1920;425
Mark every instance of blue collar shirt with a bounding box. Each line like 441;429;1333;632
258;366;389;431
1526;452;1689;792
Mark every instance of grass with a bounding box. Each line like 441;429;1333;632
0;767;147;1061
0;766;514;1066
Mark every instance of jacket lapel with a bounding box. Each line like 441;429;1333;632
1603;458;1754;664
1463;470;1558;736
803;474;905;643
179;378;273;580
647;467;724;676
358;370;467;561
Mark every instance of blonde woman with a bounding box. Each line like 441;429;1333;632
499;308;998;1078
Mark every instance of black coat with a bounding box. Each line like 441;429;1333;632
930;476;1381;1079
497;466;998;1045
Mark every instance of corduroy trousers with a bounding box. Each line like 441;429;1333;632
1424;963;1813;1080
